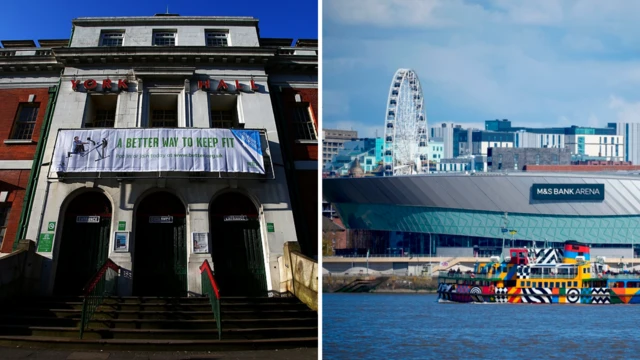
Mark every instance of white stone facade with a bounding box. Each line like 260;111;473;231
26;16;303;296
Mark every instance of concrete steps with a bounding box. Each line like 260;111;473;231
0;295;317;350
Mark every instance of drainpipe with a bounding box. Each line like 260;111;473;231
13;79;61;251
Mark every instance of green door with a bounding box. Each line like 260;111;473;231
134;217;187;296
54;216;111;296
213;219;267;296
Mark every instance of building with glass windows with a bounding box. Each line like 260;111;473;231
323;172;640;259
18;15;317;298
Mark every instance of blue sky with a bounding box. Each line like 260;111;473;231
323;0;640;137
0;0;317;43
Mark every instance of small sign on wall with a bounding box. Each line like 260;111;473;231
224;215;248;222
149;216;173;224
47;222;56;231
114;232;129;252
37;233;54;252
267;223;275;233
118;221;126;231
77;216;100;223
192;232;209;254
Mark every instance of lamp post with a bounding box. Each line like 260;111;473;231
501;212;509;258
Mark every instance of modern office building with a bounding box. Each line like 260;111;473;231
487;147;571;172
323;173;640;259
20;15;317;298
322;128;357;166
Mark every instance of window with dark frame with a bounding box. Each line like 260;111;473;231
205;31;228;47
153;31;176;46
100;31;124;46
11;103;39;140
151;110;177;127
291;104;317;141
86;109;115;128
0;204;11;248
211;110;234;128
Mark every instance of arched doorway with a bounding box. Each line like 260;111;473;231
54;191;112;296
133;191;187;296
210;192;267;296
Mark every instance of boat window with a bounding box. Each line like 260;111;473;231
520;281;524;286
526;281;531;287
511;251;517;257
549;282;554;288
562;282;566;288
574;281;578;287
544;282;548;287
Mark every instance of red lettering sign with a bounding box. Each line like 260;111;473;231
84;79;98;90
198;80;210;90
250;79;259;92
118;79;128;90
71;80;80;91
102;79;112;91
217;79;228;91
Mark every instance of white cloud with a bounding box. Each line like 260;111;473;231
325;0;455;28
610;96;640;123
323;90;351;117
323;120;381;138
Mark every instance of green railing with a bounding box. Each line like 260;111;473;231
200;260;221;340
79;259;120;339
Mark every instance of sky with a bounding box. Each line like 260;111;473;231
323;0;640;137
0;0;317;43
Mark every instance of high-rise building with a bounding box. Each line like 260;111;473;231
322;128;357;166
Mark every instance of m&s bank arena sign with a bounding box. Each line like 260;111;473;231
531;184;605;201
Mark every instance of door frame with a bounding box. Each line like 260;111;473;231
209;189;272;293
132;188;189;296
52;188;115;295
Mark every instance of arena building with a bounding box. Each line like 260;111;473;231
323;172;640;260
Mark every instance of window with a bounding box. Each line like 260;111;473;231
100;31;124;46
151;110;177;127
153;31;176;46
205;31;228;47
0;205;10;249
292;104;317;140
11;103;39;139
211;110;234;128
149;94;178;127
85;95;117;128
210;94;239;128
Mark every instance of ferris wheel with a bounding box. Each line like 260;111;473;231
383;68;428;176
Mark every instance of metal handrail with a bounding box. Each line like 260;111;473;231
199;260;222;340
79;259;120;339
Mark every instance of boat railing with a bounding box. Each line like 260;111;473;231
437;271;499;280
529;274;575;279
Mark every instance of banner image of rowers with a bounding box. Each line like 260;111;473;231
52;128;264;174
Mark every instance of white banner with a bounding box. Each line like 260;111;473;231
52;128;265;174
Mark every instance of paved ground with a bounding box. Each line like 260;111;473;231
0;347;318;360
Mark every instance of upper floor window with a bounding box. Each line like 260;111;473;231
85;95;116;128
11;103;39;140
206;31;228;47
292;104;317;141
100;31;124;47
153;31;176;46
149;94;178;127
210;94;240;128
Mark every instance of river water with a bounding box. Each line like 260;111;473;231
323;293;640;359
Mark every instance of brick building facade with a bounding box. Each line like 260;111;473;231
0;40;62;252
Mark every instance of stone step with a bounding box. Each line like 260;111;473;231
0;335;318;351
0;325;318;341
0;315;317;330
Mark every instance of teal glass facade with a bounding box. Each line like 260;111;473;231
336;203;640;245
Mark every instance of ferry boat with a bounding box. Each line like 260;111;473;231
437;240;639;304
